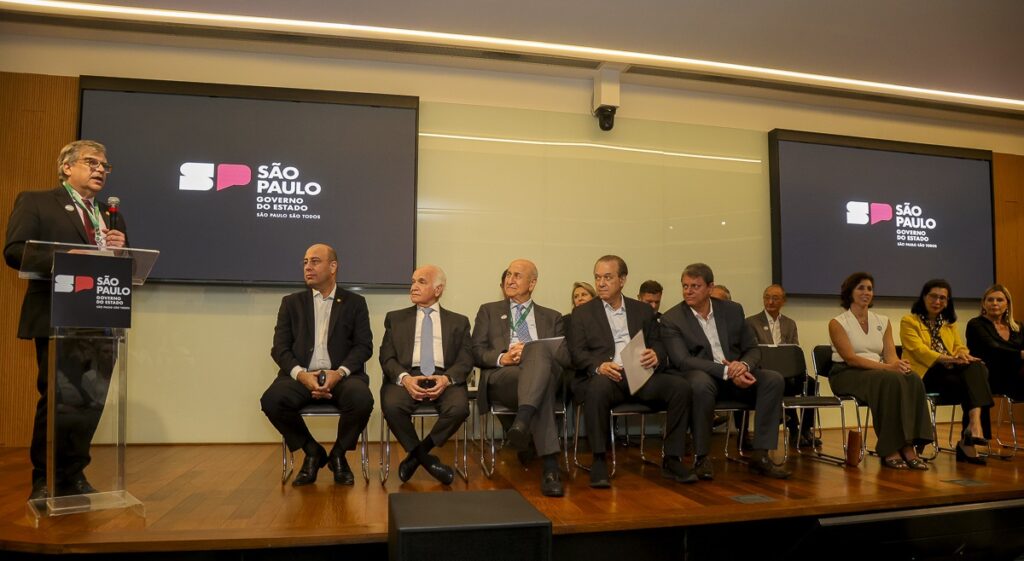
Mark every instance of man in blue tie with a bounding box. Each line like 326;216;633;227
379;265;473;484
471;259;571;497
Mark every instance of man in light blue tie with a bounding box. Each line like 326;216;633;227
471;259;571;497
379;265;473;484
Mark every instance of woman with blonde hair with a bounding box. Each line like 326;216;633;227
967;284;1024;401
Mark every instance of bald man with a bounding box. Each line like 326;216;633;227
261;244;374;487
380;265;473;485
471;259;571;497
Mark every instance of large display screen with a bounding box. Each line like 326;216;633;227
769;129;994;299
79;77;418;287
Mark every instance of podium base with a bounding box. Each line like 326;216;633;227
28;490;145;526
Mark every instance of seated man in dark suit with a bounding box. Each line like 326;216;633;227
471;259;571;497
570;255;696;488
5;140;127;500
261;243;374;486
745;283;820;448
380;264;472;485
661;263;791;479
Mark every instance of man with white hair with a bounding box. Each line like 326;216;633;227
379;265;473;485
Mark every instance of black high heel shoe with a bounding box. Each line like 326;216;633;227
957;430;987;465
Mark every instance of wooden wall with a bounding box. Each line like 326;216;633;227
0;72;78;446
994;153;1024;307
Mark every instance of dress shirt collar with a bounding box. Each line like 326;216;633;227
312;286;337;302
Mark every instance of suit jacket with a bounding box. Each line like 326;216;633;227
4;186;127;339
270;286;373;380
660;298;761;378
568;296;666;381
966;316;1024;380
745;310;799;345
471;299;569;412
379;305;474;386
899;314;968;378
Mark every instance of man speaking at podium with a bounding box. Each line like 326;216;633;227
4;140;127;501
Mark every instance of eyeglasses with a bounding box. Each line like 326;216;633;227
925;293;948;302
77;157;113;174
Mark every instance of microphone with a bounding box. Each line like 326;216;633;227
107;196;121;230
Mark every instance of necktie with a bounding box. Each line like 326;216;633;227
420;308;435;375
82;199;97;244
514;304;533;343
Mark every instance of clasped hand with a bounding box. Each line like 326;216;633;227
401;374;449;400
724;360;756;388
299;369;342;399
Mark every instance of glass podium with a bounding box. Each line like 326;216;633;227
18;240;159;524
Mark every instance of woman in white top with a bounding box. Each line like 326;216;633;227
828;272;933;470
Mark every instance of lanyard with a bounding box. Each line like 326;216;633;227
509;301;534;334
62;182;103;241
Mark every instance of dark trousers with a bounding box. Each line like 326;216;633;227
683;368;784;456
260;374;373;454
923;362;994;439
580;372;691;457
830;365;933;457
32;336;113;484
381;381;469;452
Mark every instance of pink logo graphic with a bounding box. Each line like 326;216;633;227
846;201;893;225
869;203;893;224
216;164;251;191
179;162;252;191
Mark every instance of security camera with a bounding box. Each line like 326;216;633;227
594;105;617;131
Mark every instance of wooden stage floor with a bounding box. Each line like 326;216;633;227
2;426;1023;556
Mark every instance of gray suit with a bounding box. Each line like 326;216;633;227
745;310;799;345
660;298;784;455
471;300;569;456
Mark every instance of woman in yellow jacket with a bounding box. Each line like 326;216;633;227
900;279;993;464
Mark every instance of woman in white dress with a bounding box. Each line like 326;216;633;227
828;272;933;470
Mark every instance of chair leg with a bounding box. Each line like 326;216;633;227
609;415;617;477
995;396;1021;455
480;412;494;478
360;427;370;482
379;421;390;485
573;406;590;471
559;409;571;473
281;439;293;484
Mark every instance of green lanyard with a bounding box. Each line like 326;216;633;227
62;182;103;242
509;301;534;334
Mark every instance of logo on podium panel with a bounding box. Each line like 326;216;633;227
51;252;132;329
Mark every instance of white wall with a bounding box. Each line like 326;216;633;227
2;27;1022;442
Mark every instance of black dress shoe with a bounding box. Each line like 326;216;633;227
540;471;564;497
398;451;421;482
28;479;49;501
694;455;714;481
798;431;823;448
424;455;455;485
662;457;698;484
589;459;611;488
749;454;792;479
58;473;98;496
292;448;328;487
505;420;531;452
329;454;355;485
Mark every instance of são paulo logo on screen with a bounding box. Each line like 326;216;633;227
177;162;323;221
845;200;938;249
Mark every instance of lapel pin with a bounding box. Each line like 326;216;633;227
65;204;75;212
762;326;769;330
500;315;508;320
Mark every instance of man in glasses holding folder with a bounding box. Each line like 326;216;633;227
569;255;696;488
